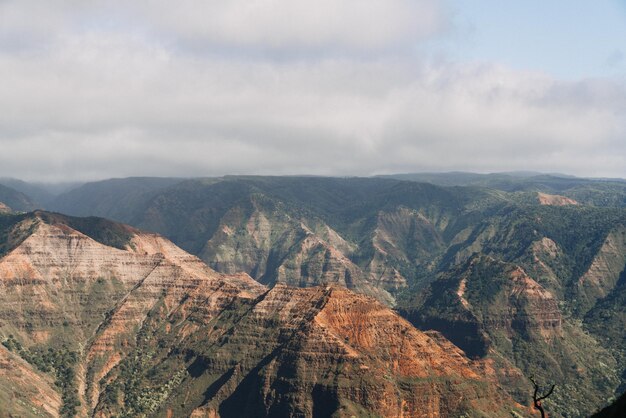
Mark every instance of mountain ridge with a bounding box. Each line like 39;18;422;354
2;174;625;416
0;210;525;417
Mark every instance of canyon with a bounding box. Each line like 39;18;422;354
1;173;625;417
0;210;525;417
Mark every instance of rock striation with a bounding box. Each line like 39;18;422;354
95;284;525;418
537;192;579;206
407;254;619;416
0;344;61;417
0;211;524;417
31;175;626;417
577;225;626;311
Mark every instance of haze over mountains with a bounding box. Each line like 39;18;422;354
2;0;625;415
0;172;624;417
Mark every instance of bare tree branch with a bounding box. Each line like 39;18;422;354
530;376;556;418
537;385;555;402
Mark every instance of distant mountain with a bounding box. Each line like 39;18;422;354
42;175;626;416
0;178;81;208
0;210;523;417
0;183;38;212
49;176;496;301
380;172;626;207
49;176;187;221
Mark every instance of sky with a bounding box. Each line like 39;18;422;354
0;0;625;181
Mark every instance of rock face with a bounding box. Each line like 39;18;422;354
198;196;439;305
14;175;626;416
406;255;563;356
0;344;61;418
0;211;523;417
407;255;619;417
577;225;626;311
368;207;444;289
95;284;524;418
537;192;579;206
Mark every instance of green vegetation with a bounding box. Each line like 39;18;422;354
36;211;136;250
0;183;37;212
406;253;624;417
0;213;27;257
1;175;624;416
2;335;80;417
383;172;626;207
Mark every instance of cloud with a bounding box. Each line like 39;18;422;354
0;1;625;181
0;0;447;53
124;0;447;53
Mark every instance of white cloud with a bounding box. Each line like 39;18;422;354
0;1;624;181
154;0;442;50
0;0;447;53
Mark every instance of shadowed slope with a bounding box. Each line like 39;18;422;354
0;211;524;417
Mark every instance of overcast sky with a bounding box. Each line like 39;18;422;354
1;0;625;181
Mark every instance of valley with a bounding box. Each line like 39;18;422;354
0;173;624;417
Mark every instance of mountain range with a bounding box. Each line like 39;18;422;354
0;210;525;417
0;172;625;417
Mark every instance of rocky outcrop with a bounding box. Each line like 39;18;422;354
0;344;61;417
505;266;562;339
577;225;626;311
25;175;625;417
440;256;562;340
526;237;566;294
0;211;524;417
373;207;444;264
200;202;450;305
273;232;393;303
537;192;579;206
199;199;394;303
94;285;525;417
408;255;620;417
368;207;444;289
0;211;264;415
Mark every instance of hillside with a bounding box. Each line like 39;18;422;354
48;177;500;295
0;183;38;212
403;254;619;416
382;172;626;207
592;390;626;417
49;177;186;222
0;210;524;417
39;175;626;416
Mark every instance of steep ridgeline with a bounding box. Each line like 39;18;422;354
45;176;626;416
49;177;494;304
0;211;524;417
403;255;618;417
404;204;626;417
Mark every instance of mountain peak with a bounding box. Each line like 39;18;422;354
0;210;526;417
